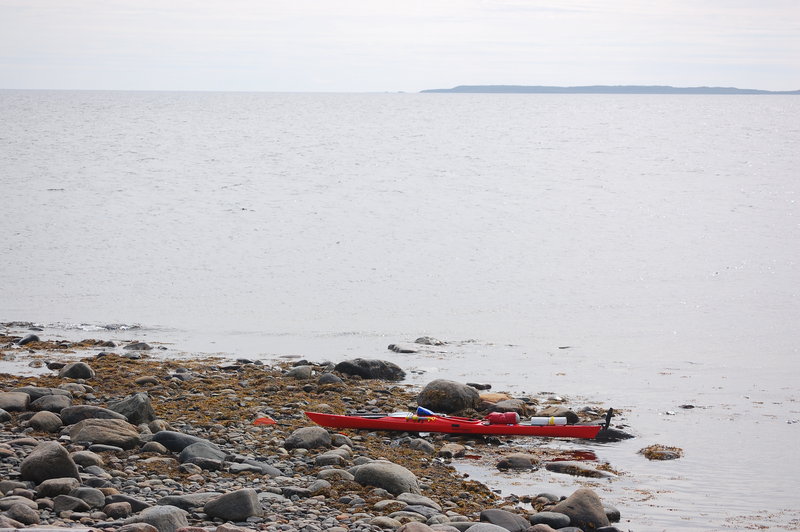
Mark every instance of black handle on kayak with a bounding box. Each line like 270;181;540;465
603;408;614;431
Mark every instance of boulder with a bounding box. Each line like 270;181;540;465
318;372;344;385
60;405;127;425
0;392;30;412
178;442;227;464
20;441;80;483
0;496;37;511
438;443;465;459
151;430;207;452
479;509;529;532
13;386;71;401
529;512;570;529
544;461;616;478
286;365;314;379
334;359;406;380
108;392;156;425
157;492;224;510
284;426;331;450
535;406;579;424
53;494;91;513
124;505;188;532
104;501;133;518
396;493;441;511
36;476;81;497
70;486;106;508
28;410;63;432
16;334;40;346
69;418;140;449
417;380;480;414
496;453;539;470
4;502;40;525
30;394;72;412
204;488;262;520
70;450;104;467
353;461;420;495
58;361;95;379
550;488;610;530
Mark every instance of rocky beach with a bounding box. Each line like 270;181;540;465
0;328;629;532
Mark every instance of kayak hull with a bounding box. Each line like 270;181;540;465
305;412;602;439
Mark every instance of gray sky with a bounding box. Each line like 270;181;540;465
2;0;799;92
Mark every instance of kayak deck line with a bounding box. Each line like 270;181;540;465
304;411;604;439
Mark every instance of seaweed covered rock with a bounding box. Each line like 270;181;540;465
417;379;480;414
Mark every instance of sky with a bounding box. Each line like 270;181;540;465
1;0;799;92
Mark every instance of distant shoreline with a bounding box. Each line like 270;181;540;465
421;85;800;95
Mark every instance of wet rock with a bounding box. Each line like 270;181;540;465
529;511;570;528
204;488;262;520
20;441;80;483
16;334;40;346
69;418;140;449
354;460;420;495
284;426;331;449
0;408;10;422
334;358;406;380
58;361;96;379
417;379;480;414
639;444;684;460
0;391;30;412
479;509;529;532
415;336;445;345
30;393;72;412
124;342;153;351
544;461;616;478
60;405;127;425
496;453;539;470
125;504;189;532
28;410;63;432
595;427;635;442
549;488;610;530
151;430;207;452
108;392;156;425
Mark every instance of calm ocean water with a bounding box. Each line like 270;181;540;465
2;90;799;529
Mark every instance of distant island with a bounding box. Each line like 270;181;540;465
421;85;800;95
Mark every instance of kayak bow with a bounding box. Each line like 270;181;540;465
304;411;602;439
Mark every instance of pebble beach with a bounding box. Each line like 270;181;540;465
0;329;628;532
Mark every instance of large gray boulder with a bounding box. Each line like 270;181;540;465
178;442;227;464
0;392;30;412
479;509;530;532
28;410;63;432
124;505;188;532
151;430;207;452
334;359;406;381
416;379;480;414
58;361;95;379
108;392;156;425
353;461;420;495
550;488;610;530
203;488;262;520
20;441;80;483
69;418;140;449
284;426;331;450
30;394;72;412
60;405;127;425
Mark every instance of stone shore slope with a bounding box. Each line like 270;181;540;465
0;332;624;532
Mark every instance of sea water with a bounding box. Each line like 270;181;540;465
1;90;799;530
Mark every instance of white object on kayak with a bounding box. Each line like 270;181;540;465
529;416;568;426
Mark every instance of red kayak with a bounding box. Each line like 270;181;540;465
304;411;603;439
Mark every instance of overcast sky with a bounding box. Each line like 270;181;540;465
1;0;799;92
